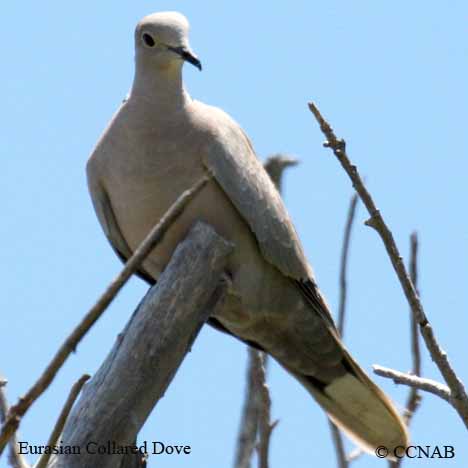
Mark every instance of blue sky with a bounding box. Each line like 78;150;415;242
2;1;468;467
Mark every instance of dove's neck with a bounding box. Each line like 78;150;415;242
131;62;189;112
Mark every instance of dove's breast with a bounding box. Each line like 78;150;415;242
88;99;341;373
94;102;274;317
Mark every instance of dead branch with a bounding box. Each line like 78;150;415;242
48;221;232;468
308;101;468;429
0;377;30;468
405;232;422;424
0;175;210;456
373;365;450;403
35;375;90;468
257;353;278;468
337;194;358;336
329;193;359;468
263;154;298;192
329;422;348;468
234;348;262;468
389;233;423;468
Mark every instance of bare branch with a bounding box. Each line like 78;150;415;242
35;375;90;468
373;365;450;403
337;194;358;336
235;350;278;468
0;377;30;468
234;348;261;468
308;101;468;429
0;175;211;456
329;193;359;468
49;222;232;468
404;233;423;424
263;154;298;192
256;353;278;468
330;194;359;468
346;448;363;463
389;233;423;468
328;421;348;468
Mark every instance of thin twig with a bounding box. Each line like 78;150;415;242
390;233;422;468
337;194;358;336
329;193;359;468
408;233;421;379
405;233;422;424
0;377;30;468
234;348;261;468
263;154;298;193
328;422;348;468
0;175;211;456
35;375;90;468
256;353;278;468
346;448;363;463
373;365;450;403
308;101;468;429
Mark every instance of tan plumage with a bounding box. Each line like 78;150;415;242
87;11;409;454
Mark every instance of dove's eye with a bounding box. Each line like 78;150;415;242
142;33;155;47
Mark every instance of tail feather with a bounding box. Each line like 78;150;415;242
290;349;409;456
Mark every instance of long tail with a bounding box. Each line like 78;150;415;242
288;348;409;455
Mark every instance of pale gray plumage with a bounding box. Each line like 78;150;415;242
87;11;408;454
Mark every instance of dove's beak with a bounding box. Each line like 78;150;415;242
167;46;202;71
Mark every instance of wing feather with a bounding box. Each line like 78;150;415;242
202;107;311;281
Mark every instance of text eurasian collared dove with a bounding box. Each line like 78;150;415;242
87;11;409;454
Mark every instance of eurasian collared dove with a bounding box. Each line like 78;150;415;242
87;11;409;454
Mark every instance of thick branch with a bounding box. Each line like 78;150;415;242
373;365;450;403
0;175;210;455
308;101;468;429
50;222;232;468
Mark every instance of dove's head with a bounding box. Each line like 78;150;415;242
135;12;201;72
